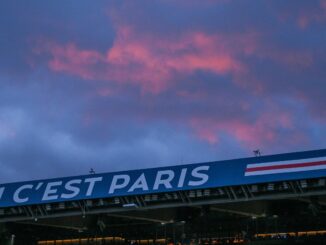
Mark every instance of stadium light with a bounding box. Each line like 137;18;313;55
282;182;289;190
122;203;138;208
58;202;65;209
114;197;120;204
189;191;195;197
203;189;210;196
45;204;51;211
267;183;274;191
300;180;308;188
196;190;203;197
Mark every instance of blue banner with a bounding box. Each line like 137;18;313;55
0;149;326;208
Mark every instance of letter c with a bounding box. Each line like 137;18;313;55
13;184;33;203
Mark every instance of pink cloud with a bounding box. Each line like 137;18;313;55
296;0;326;29
189;106;296;149
194;126;219;145
33;32;317;150
276;0;326;29
35;24;254;93
96;87;115;97
46;43;105;80
40;11;320;98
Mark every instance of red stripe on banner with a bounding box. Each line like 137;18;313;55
245;160;326;172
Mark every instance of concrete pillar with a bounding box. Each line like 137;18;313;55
10;234;16;245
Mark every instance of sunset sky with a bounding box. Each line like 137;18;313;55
0;0;325;183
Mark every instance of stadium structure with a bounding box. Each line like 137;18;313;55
1;149;326;245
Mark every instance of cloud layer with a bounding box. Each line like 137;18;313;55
0;0;325;183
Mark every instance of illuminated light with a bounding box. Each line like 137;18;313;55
267;183;274;191
114;197;120;204
189;191;195;197
151;194;158;201
45;204;51;211
139;240;148;244
155;239;166;244
58;202;65;209
122;203;138;208
282;182;289;190
300;180;308;188
104;237;115;241
196;190;203;197
255;230;326;239
203;189;210;196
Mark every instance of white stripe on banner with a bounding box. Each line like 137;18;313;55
244;164;326;176
246;156;326;169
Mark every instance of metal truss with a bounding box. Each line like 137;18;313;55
1;177;326;223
